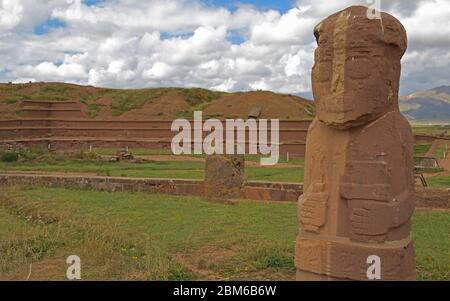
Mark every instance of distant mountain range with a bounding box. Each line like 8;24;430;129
400;85;450;124
298;85;450;124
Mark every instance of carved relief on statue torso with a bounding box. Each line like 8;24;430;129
300;112;415;243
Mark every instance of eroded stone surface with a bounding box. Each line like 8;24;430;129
296;5;416;280
204;155;245;201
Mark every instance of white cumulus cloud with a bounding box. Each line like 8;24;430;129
0;0;24;31
0;0;448;96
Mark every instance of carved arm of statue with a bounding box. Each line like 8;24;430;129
340;161;415;240
347;190;415;237
299;183;329;233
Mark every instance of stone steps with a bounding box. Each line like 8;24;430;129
20;100;85;118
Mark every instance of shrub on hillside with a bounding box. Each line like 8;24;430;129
0;146;48;162
1;152;19;162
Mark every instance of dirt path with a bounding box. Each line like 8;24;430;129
137;155;204;162
425;140;441;157
439;157;450;171
425;139;449;157
415;207;450;212
423;139;449;172
0;170;98;177
0;257;67;281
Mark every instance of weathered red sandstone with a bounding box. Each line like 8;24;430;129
296;6;416;280
204;155;245;201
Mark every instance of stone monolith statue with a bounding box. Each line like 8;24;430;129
295;6;416;280
204;154;245;201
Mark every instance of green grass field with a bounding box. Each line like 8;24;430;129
92;148;305;165
412;125;450;136
427;176;450;188
0;160;304;183
435;146;448;159
414;144;431;156
2;145;449;186
0;147;305;183
0;187;448;280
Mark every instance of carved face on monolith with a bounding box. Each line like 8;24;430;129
312;6;407;129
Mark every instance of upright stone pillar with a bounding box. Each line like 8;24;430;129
204;155;245;201
295;6;416;280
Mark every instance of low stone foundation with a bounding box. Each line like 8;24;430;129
415;188;450;209
0;173;303;202
244;181;303;202
0;173;447;207
0;173;204;196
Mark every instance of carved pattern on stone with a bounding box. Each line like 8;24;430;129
296;5;416;280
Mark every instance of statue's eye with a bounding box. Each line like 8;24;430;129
346;57;372;79
313;61;331;82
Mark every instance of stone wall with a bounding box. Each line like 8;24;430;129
244;181;303;202
0;174;204;196
0;173;303;202
415;188;450;209
20;100;85;119
0;173;445;207
415;135;450;144
0;118;310;156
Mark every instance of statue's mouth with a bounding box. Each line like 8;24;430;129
321;106;353;114
317;97;354;114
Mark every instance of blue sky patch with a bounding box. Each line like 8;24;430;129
0;68;10;75
160;32;195;40
206;0;296;13
83;0;104;6
34;18;66;35
227;29;247;45
0;68;11;82
81;0;296;12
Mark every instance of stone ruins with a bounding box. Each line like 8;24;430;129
204;154;245;201
295;6;416;280
0;100;312;157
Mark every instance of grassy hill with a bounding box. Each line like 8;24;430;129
0;82;314;120
4;81;448;124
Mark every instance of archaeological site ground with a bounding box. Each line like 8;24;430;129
0;81;448;281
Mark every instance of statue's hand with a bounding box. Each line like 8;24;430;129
350;201;394;237
299;192;328;233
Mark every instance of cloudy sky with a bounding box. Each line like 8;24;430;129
0;0;449;97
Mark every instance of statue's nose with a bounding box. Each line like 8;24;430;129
331;57;345;94
331;73;342;93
